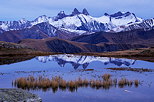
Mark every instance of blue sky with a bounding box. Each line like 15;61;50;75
0;0;153;21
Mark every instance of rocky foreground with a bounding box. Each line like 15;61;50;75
0;88;41;102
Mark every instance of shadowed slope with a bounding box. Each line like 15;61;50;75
19;38;146;53
72;29;154;47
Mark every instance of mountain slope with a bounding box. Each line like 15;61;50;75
72;29;154;47
0;22;83;42
0;41;53;55
125;18;154;31
19;38;146;53
0;41;35;55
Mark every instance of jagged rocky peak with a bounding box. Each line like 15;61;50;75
36;15;49;20
125;12;132;16
56;11;67;20
37;15;47;18
111;11;124;17
110;11;132;17
33;15;49;23
82;8;89;15
71;8;81;16
104;13;109;16
104;11;132;17
58;11;66;16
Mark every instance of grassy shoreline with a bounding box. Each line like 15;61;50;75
73;47;154;62
1;47;154;62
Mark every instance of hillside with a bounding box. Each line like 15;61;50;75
19;38;146;53
72;29;154;47
0;41;52;56
79;47;154;62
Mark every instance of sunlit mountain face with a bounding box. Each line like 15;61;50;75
36;54;136;69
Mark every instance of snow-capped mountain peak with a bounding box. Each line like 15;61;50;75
54;11;67;21
102;11;142;25
19;18;28;24
32;15;51;25
110;11;130;17
94;11;143;32
0;8;150;36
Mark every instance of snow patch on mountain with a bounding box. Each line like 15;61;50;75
50;15;82;29
124;18;154;31
0;23;8;31
61;28;87;35
31;15;53;26
0;9;146;35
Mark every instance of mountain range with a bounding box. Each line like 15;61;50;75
0;8;154;43
0;8;154;53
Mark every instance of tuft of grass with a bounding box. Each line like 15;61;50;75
13;74;140;92
67;81;76;88
134;80;139;87
102;80;113;89
118;78;128;88
102;74;111;81
59;79;67;89
50;80;59;89
118;78;139;88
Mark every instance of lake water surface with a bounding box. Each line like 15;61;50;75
0;54;154;102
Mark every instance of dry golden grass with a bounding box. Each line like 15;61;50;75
134;80;139;87
118;78;139;88
67;81;77;88
13;74;140;92
59;79;67;88
118;78;128;88
102;74;111;81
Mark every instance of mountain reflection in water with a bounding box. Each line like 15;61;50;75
36;54;136;69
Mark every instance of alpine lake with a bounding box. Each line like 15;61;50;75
0;54;154;102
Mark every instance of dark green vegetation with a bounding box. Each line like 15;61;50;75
13;74;140;92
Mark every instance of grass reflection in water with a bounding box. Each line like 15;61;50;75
13;74;140;93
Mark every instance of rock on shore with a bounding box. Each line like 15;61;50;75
0;88;42;102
